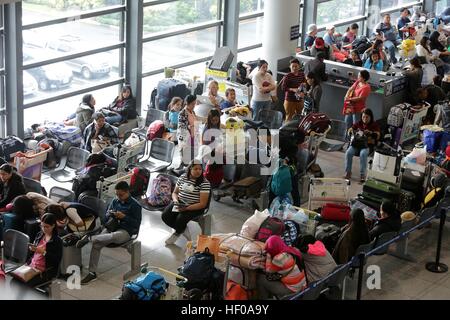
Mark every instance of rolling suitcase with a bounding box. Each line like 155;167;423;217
398;189;416;213
400;168;425;201
156;78;189;111
362;177;401;204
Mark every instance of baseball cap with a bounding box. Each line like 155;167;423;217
315;37;325;49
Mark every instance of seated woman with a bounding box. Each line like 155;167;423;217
0;195;36;240
0;164;26;212
257;235;307;299
430;31;450;64
362;39;389;69
363;50;384;71
64;94;96;134
81;112;119;153
101;85;137;124
11;213;62;287
344;50;363;67
162;161;211;245
344;108;380;183
332;208;370;264
45;202;98;235
369;200;401;241
295;234;337;283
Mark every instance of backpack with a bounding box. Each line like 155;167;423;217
387;103;411;127
298;112;331;136
120;271;167;300
146;120;165;141
178;248;216;291
282;220;301;246
271;160;293;197
146;175;172;206
129;167;151;197
256;216;285;242
204;162;224;188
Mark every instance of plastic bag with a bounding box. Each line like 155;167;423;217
269;195;292;218
405;147;427;165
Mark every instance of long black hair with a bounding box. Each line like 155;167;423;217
81;94;94;108
430;31;444;51
348;208;369;243
12;195;35;220
186;160;205;187
121;84;133;100
206;109;221;130
0;163;15;174
41;213;58;236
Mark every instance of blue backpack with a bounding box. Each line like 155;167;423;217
121;271;167;300
271;159;293;196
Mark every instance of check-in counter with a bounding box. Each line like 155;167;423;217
277;53;408;121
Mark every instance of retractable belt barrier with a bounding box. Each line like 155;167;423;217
289;206;447;300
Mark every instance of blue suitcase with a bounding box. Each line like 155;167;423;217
156;78;189;111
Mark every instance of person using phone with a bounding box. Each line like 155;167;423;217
11;213;62;287
76;181;141;285
81;112;119;153
162;160;211;245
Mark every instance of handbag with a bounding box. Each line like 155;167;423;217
350;131;368;150
10;265;41;282
104;217;120;232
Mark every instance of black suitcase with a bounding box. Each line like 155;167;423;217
156;78;189;111
398;189;416;213
401;169;425;200
0;136;26;162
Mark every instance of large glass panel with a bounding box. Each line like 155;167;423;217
142;27;218;73
436;0;447;15
237;47;263;63
142;73;164;111
24;85;121;129
238;17;264;49
316;0;365;26
143;0;219;36
23;48;121;105
22;0;124;25
380;0;420;10
22;13;122;52
240;0;265;15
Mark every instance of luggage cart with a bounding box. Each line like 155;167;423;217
97;172;133;202
308;178;351;211
14;148;53;181
305;125;331;170
399;103;430;146
116;139;146;173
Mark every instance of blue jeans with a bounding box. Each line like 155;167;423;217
384;40;398;64
345;113;358;130
105;114;123;124
345;146;369;176
251;100;271;121
66;112;76;120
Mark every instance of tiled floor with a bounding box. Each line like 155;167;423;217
27;146;450;300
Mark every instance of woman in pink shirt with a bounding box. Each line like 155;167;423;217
16;213;63;287
342;70;372;130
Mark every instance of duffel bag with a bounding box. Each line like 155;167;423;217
321;203;351;221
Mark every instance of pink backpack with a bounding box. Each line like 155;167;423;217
147;175;172;206
147;120;165;141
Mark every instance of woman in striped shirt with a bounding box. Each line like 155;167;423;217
162;161;211;245
281;58;306;121
257;235;307;299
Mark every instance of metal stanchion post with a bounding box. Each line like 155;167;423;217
426;208;448;273
356;253;365;300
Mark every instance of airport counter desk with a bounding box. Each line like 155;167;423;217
277;53;408;121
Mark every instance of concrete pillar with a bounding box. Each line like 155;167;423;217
262;0;300;74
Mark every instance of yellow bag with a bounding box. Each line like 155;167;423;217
196;235;220;260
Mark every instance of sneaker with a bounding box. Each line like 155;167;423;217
165;233;180;245
75;234;90;249
183;227;192;241
81;272;97;285
360;175;366;183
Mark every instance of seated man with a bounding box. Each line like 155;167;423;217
76;181;142;284
310;37;334;62
373;13;400;64
81;112;119;153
